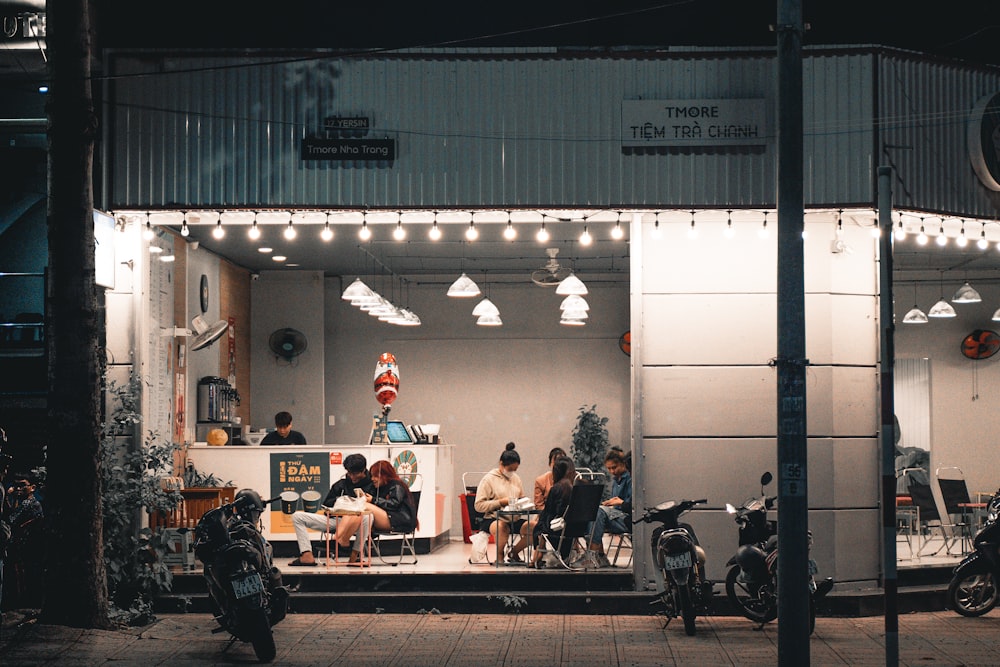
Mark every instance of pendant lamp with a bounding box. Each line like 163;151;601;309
447;272;481;297
952;281;982;303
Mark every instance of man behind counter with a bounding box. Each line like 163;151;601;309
261;411;307;445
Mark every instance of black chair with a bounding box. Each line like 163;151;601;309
907;479;960;557
937;467;974;554
372;473;421;566
543;481;604;571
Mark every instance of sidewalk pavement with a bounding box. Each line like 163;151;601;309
3;609;1000;666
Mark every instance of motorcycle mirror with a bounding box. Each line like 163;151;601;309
760;471;773;487
725;503;736;514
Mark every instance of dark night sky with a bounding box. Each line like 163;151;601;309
91;1;1000;67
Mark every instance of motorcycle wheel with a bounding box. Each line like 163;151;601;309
678;583;697;636
243;607;276;663
948;572;999;617
725;565;776;624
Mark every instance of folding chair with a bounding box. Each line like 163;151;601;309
543;481;604;571
907;478;957;557
936;466;974;555
607;532;633;567
372;473;421;565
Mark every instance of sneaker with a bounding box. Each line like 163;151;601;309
592;552;612;569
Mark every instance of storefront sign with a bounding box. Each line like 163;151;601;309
621;99;768;149
300;137;396;161
968;92;1000;191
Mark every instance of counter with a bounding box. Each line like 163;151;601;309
186;443;453;548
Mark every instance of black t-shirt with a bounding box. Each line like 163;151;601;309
260;429;307;445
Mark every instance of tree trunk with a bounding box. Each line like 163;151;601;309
39;0;110;628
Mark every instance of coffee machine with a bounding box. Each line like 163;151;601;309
196;376;243;443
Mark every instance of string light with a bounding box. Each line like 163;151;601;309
894;217;906;240
956;220;968;247
758;211;769;239
936;219;947;246
393;220;406;240
465;221;478;241
651;213;663;240
916;218;927;245
320;214;334;241
503;220;516;240
284;219;296;240
611;215;624;239
428;219;442;240
359;219;371;240
143;214;154;241
688;210;697;239
536;221;549;242
579;226;592;245
724;210;735;239
180;220;190;237
212;218;225;239
978;226;989;250
248;215;261;240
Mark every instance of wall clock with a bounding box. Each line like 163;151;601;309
961;329;1000;360
200;274;209;313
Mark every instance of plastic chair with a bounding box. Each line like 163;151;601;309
372;473;421;566
543;481;604;571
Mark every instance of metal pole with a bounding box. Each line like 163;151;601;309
775;0;810;664
878;166;899;667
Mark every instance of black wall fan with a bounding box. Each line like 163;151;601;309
268;328;307;360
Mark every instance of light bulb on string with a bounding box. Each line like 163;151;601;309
579;226;592;245
724;210;735;239
393;220;406;240
978;227;989;250
503;219;516;240
284;220;296;240
536;221;549;242
248;216;261;240
212;219;225;239
181;220;190;237
916;219;927;245
688;211;697;239
359;219;371;240
956;221;968;247
651;213;663;240
465;221;478;241
758;212;769;239
611;215;624;239
143;214;154;241
428;218;442;240
320;214;334;241
894;217;906;240
936;220;947;246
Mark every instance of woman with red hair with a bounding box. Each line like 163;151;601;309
364;460;418;533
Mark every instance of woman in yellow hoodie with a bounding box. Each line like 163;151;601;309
474;442;532;563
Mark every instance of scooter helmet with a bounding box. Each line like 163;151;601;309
235;488;265;523
734;543;769;582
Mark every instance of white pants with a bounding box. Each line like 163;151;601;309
291;511;371;555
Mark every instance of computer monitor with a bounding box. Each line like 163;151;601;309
384;420;413;444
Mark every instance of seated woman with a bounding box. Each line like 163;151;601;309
339;460;418;550
474;442;534;563
530;455;577;568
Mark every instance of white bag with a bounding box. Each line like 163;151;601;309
331;495;366;514
469;530;490;563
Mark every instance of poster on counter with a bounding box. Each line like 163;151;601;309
269;452;329;533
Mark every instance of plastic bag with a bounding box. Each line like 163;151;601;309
469;530;490;563
331;495;367;514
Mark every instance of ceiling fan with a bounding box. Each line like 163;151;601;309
530;248;571;287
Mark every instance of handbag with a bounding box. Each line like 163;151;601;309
331;495;366;514
549;517;565;532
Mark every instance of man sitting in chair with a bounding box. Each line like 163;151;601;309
289;453;375;565
587;447;632;569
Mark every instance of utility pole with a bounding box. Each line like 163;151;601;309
878;166;900;667
775;0;810;664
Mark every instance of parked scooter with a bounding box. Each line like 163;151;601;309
634;498;712;636
724;471;833;634
947;488;1000;616
194;489;289;663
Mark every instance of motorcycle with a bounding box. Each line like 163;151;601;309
193;489;290;663
947;487;1000;616
634;498;712;636
724;471;833;634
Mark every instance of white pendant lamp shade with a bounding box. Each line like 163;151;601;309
928;298;957;318
952;281;982;303
394;309;422;326
342;278;376;301
902;306;929;324
447;272;481;297
476;314;503;326
992;307;1000;322
472;298;500;317
559;316;586;326
556;272;588;295
559;294;590;312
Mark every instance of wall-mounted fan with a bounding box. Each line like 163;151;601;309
961;329;1000;360
190;315;228;351
531;248;571;287
268;328;308;360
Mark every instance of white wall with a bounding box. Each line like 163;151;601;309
249;271;326;443
636;214;882;589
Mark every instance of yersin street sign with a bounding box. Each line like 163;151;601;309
621;99;768;148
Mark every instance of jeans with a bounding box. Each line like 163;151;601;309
591;505;629;545
291;511;371;555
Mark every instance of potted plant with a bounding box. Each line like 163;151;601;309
571;404;610;475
